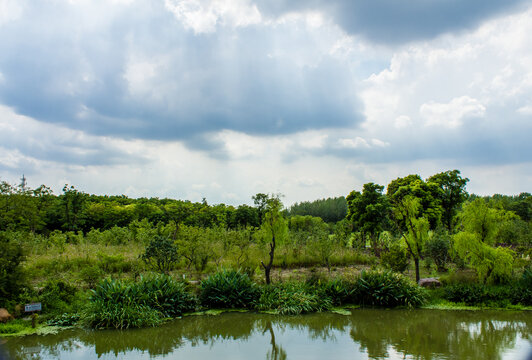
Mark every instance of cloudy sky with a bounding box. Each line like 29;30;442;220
0;0;531;205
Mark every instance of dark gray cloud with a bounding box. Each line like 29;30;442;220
0;1;363;151
255;0;532;44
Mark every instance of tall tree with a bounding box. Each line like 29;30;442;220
428;170;469;232
260;196;288;285
346;182;390;255
394;196;430;283
453;198;516;283
387;175;443;230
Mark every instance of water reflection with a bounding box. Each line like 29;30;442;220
2;310;531;360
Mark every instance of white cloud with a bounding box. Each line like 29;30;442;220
420;96;486;128
394;115;412;129
164;0;262;33
0;0;23;25
517;105;532;115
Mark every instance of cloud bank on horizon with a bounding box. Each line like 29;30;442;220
0;0;530;205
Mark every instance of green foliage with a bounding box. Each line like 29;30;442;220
442;283;532;306
319;278;355;306
288;197;347;223
428;170;469;231
176;225;216;272
256;282;332;315
39;280;79;317
0;320;32;334
352;270;426;308
138;275;197;317
381;243;409;273
200;269;259;309
453;232;514;284
0;232;26;303
387;174;443;229
393;196;431;282
141;235;180;273
346;182;390;255
79;266;104;288
424;232;451;272
82;275;197;329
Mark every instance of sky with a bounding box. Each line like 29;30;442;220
0;0;531;206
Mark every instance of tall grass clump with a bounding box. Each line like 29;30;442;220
200;269;259;309
256;282;332;315
138;275;197;316
352;270;426;308
82;275;197;329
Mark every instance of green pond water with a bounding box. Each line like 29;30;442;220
1;309;531;360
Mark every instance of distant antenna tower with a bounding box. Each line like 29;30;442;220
20;174;27;190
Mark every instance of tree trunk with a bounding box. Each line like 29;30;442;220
261;235;276;285
414;257;420;283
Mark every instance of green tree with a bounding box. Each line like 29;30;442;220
452;198;516;283
141;235;180;274
428;170;469;232
259;196;288;284
394;196;430;282
346;182;390;255
387;175;443;229
0;232;26;303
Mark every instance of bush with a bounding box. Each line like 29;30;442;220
82;278;162;329
141;236;179;274
381;243;409;273
352;270;426;308
82;275;197;329
319;278;355;306
200;269;259;309
39;280;79;317
441;283;530;306
0;232;26;304
256;282;332;315
138;275;197;317
424;233;451;272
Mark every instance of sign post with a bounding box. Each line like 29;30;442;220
24;303;42;328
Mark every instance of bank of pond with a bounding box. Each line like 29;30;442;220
1;269;531;336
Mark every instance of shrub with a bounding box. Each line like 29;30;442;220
319;278;355;306
82;278;163;329
352;270;426;308
424;233;451;272
39;280;79;317
138;275;197;317
82;275;197;329
0;232;26;304
381;243;409;273
141;236;179;274
79;266;103;288
442;283;523;306
200;269;259;309
256;282;332;315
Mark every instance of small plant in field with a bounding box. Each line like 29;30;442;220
200;269;259;309
141;236;179;274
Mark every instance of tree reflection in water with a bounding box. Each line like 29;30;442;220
264;321;287;360
2;310;530;360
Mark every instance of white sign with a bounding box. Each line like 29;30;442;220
25;303;42;312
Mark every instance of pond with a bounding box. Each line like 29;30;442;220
1;309;531;360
